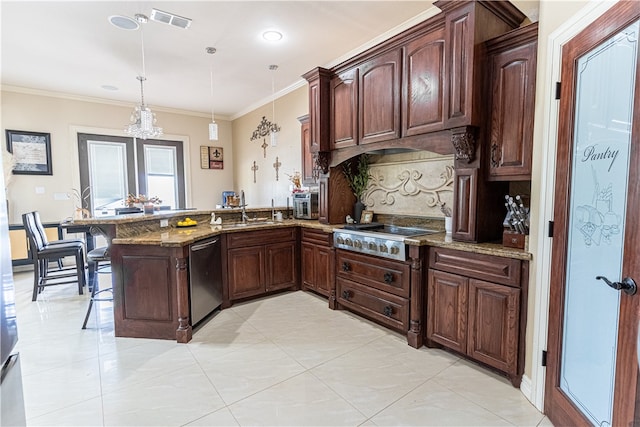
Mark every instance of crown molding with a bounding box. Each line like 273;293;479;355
0;84;232;122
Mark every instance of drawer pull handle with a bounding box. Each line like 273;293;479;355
383;305;393;317
342;290;351;300
383;272;394;284
342;261;351;272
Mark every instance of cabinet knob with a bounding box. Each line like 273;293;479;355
342;290;351;300
383;305;393;317
383;272;394;284
342;261;351;272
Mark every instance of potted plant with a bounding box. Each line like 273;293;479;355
342;154;370;223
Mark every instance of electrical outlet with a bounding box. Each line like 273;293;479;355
160;219;169;227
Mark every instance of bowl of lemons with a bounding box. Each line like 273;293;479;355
177;217;198;227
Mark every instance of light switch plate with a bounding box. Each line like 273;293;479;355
160;219;169;227
35;186;45;194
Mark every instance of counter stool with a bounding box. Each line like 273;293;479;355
22;212;86;301
82;246;113;329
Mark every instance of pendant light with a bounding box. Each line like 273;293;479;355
269;64;279;146
206;47;218;141
124;14;163;140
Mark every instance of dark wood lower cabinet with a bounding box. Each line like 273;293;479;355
111;243;192;343
300;229;334;302
426;246;527;387
335;249;417;341
225;228;298;304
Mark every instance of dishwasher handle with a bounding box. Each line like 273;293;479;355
190;237;219;252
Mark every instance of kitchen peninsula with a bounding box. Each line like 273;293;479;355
75;208;531;385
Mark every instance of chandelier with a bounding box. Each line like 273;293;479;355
124;14;163;140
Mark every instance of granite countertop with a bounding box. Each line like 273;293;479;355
405;233;532;260
112;219;334;247
111;218;531;260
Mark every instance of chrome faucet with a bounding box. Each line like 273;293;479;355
240;190;249;223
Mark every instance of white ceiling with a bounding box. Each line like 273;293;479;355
1;1;447;120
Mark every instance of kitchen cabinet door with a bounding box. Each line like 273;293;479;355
228;246;265;300
299;115;316;184
314;245;333;296
301;242;316;291
331;68;358;149
403;27;446;136
467;278;520;375
426;269;468;354
486;24;538;180
266;241;296;292
359;49;401;144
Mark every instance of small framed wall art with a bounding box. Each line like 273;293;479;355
200;145;223;169
360;210;374;224
5;129;53;175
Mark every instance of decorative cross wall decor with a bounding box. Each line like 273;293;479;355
251;161;259;183
273;156;282;181
250;115;281;157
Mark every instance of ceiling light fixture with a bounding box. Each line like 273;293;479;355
124;14;163;140
262;30;283;42
109;15;139;30
269;64;279;147
206;47;218;141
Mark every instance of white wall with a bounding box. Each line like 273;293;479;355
231;86;308;208
1;89;234;224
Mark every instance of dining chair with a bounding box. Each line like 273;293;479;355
22;212;86;301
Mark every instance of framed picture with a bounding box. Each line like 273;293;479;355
5;130;52;175
200;145;224;169
360;210;374;224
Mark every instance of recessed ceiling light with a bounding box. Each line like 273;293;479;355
108;15;139;30
101;85;118;91
262;30;283;42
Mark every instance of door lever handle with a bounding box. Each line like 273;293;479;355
596;276;637;296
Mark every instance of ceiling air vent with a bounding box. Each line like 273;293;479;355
150;9;192;29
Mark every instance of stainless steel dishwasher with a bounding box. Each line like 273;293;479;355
189;237;222;326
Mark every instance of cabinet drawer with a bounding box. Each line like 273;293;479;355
337;277;409;332
226;228;296;248
301;228;332;246
429;247;521;287
336;249;410;297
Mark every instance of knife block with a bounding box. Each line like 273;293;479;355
502;230;527;250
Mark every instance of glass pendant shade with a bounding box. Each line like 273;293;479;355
209;121;219;141
124;78;163;140
270;129;278;146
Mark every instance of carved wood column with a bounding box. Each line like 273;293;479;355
175;255;192;343
328;244;337;310
407;245;424;348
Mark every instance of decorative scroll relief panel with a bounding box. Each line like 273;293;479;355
362;152;454;217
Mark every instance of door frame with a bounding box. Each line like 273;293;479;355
528;0;620;411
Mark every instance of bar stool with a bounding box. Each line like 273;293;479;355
82;246;113;329
22;212;86;301
33;211;84;270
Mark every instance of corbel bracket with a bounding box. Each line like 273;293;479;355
451;126;476;163
315;151;331;174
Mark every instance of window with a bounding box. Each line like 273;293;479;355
78;133;185;216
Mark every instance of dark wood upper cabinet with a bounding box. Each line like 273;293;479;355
302;67;331;153
403;27;446;136
331;68;359;149
437;0;524;129
485;23;538;181
359;49;402;144
298;115;316;185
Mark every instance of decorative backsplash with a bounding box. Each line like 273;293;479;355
362;151;454;218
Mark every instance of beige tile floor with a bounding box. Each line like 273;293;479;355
12;269;551;426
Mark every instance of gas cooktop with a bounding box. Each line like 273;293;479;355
334;224;438;261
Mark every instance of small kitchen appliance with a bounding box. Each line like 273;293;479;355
292;192;318;219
